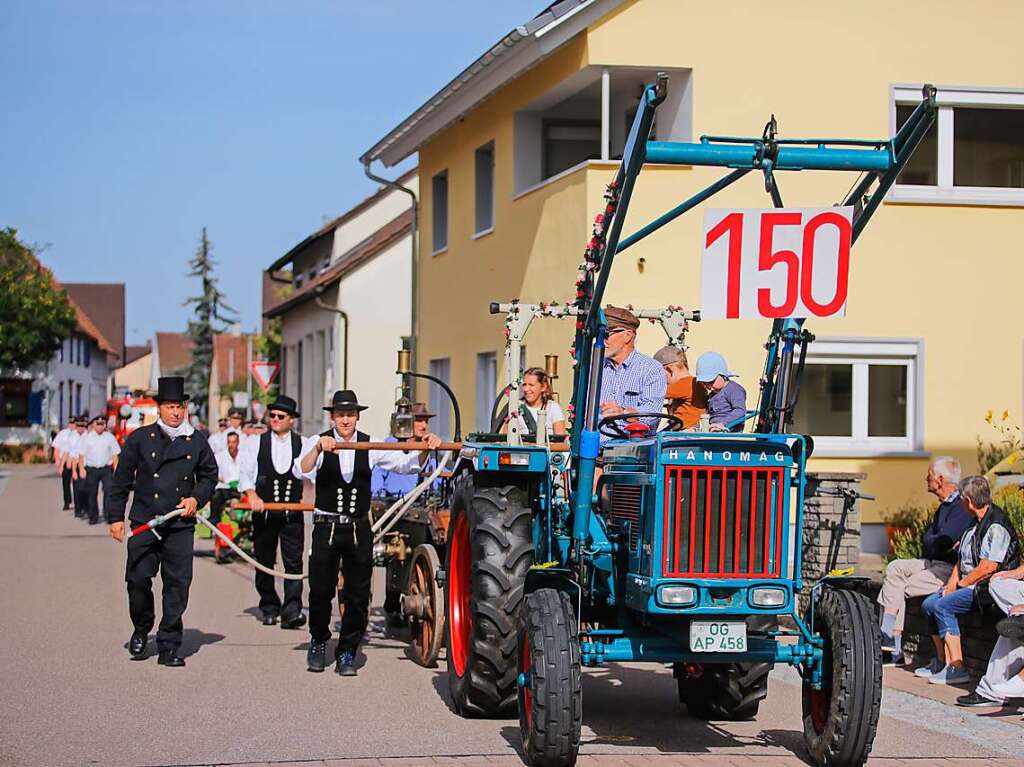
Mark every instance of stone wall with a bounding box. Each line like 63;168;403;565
799;472;867;612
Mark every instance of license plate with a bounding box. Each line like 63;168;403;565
690;621;747;652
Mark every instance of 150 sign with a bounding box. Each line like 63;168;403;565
701;207;853;320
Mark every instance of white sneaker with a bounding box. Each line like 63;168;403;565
929;664;971;685
914;658;944;678
989;675;1024;699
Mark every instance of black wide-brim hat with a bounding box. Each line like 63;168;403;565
323;389;368;412
266;394;300;418
154;376;189;403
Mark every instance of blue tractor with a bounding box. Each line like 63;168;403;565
441;75;937;767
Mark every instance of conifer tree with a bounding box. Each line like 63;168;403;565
184;228;236;416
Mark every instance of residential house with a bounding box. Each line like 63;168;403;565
149;332;193;390
264;169;417;437
360;0;1024;551
208;329;256;424
114;343;153;396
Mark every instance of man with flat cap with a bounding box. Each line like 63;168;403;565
295;389;441;676
105;376;219;667
238;394;307;629
599;305;666;436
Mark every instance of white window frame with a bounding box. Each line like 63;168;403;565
889;84;1024;207
475;351;497;432
798;338;925;458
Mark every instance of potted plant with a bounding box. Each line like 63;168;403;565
882;503;929;555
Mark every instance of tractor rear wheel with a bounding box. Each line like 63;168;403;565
676;615;775;720
518;588;582;767
445;479;534;717
802;588;881;767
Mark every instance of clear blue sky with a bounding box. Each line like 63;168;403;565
1;1;539;344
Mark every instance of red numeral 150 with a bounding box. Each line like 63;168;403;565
705;211;852;318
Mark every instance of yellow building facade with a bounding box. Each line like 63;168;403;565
363;0;1024;551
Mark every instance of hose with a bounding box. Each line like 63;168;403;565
372;453;451;544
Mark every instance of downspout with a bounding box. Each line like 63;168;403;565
363;161;418;377
313;285;348;390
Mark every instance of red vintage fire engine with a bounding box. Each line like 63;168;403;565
106;394;159;445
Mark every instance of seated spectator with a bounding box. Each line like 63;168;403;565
916;475;1021;685
957;563;1024;707
877;457;973;664
653;346;707;430
694;352;746;432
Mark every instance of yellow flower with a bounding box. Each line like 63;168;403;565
1003;410;1010;421
985;409;993;423
1009;453;1019;466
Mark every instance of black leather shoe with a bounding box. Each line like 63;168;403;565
997;615;1024;640
307;640;326;672
956;691;1000;707
280;613;307;630
88;518;101;525
261;613;278;626
335;650;357;676
62;504;71;511
128;632;148;660
157;650;185;667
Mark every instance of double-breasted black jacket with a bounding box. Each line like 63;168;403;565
104;423;218;528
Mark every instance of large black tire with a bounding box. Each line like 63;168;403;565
802;588;882;767
676;615;775;720
518;588;582;767
445;478;534;717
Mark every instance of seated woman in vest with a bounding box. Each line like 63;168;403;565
503;367;567;438
917;475;1021;685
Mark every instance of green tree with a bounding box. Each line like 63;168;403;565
183;228;236;416
0;228;76;371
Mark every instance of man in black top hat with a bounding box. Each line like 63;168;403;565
105;376;218;667
295;389;440;676
239;394;307;628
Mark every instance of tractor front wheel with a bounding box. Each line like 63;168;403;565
445;479;534;717
518;588;582;767
802;588;882;767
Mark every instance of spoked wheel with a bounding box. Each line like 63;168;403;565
802;588;882;767
404;544;445;667
517;588;581;767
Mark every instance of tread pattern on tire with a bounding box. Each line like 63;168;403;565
447;478;534;717
802;588;882;767
677;615;775;720
519;588;582;767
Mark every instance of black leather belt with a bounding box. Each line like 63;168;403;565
313;511;363;525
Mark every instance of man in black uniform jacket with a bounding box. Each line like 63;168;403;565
295;389;440;676
105;377;218;667
239;394;307;628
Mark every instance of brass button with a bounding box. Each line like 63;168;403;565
187;454;191;460
153;473;159;478
154;493;159;498
151;452;156;458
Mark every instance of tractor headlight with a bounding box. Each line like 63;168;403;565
657;585;697;607
749;586;787;608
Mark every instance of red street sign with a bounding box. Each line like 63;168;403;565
249;360;279;392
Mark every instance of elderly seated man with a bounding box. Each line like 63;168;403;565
915;475;1021;685
877;456;973;664
957;563;1024;708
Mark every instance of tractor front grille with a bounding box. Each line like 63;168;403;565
610;484;643;550
662;466;785;578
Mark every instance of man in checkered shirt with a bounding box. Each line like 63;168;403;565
598;306;666;439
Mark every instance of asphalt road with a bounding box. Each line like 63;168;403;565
0;464;1020;767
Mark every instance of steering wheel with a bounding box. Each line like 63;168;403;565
598;411;685;439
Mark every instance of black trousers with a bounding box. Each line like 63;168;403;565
308;518;372;654
73;474;88;516
61;466;72;507
252;511;304;619
125;524;194;651
84;466;112;522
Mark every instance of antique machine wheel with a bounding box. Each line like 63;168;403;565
405;543;445;667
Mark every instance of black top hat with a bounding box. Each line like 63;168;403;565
323;389;368;413
154;376;189;403
227;407;245;418
266;394;300;418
